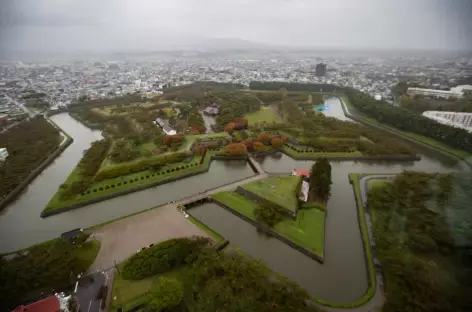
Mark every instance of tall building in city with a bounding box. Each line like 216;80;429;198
315;63;327;77
0;147;8;161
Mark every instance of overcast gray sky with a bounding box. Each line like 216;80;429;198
1;0;471;53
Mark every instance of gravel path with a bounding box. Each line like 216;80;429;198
88;205;212;271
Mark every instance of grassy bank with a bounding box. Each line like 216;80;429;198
43;150;223;214
340;95;472;162
212;191;325;258
282;144;364;159
187;214;225;243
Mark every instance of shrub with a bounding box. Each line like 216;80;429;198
99;187;103;191
93;189;97;192
111;184;115;188
117;183;122;186
124;181;128;184
149;278;183;311
140;177;144;180
121;237;211;280
224;143;248;156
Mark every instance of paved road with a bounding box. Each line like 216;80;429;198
76;271;107;312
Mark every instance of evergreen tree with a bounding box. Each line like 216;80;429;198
309;158;332;203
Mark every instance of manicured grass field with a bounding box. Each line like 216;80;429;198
241;176;301;213
212;191;325;257
245;106;282;125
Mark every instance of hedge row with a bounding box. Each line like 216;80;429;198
94;151;190;182
80;163;200;196
121;237;211;280
285;144;356;154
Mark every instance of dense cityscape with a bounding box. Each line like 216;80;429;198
1;50;471;115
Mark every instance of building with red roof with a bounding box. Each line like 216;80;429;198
13;296;60;312
13;293;72;312
291;169;311;178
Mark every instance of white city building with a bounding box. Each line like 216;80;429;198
422;111;472;132
407;85;472;99
0;147;8;161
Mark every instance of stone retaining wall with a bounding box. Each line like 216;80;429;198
210;197;324;263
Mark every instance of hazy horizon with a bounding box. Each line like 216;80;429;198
1;0;471;56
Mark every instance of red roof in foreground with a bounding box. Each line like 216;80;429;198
292;169;311;177
13;296;60;312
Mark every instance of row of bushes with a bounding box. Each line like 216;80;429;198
285;144;356;154
94;151;190;182
121;237;211;280
79;162;200;196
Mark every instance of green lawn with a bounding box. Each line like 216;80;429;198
245;107;282;125
212;191;325;257
241;176;301;213
43;150;224;213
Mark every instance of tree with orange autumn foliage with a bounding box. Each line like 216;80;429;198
243;139;254;150
234;118;248;130
224;143;247;156
270;137;283;148
257;132;272;145
224;123;235;133
253;141;265;152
